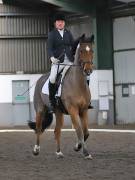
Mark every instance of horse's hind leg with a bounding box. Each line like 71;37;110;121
33;112;42;155
54;111;64;158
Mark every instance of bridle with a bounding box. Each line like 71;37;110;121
80;61;93;76
78;45;94;76
80;60;93;66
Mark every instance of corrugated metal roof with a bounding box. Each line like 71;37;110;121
2;0;107;13
2;0;59;10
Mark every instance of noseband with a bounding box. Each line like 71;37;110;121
80;61;93;76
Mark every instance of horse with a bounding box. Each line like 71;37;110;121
28;34;94;159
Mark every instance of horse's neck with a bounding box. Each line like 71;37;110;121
69;49;86;86
74;46;84;79
74;46;80;65
63;45;86;87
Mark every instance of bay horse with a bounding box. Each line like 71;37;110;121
28;34;94;159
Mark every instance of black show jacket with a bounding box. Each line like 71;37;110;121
47;28;75;63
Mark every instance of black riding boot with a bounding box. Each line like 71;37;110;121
87;80;94;109
48;81;56;113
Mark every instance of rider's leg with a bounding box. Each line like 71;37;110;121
48;64;58;113
48;81;56;113
48;64;64;113
48;56;71;113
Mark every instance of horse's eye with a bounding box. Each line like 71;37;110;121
80;50;83;53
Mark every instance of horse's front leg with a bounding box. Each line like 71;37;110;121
79;110;92;159
54;111;64;158
33;112;42;155
74;110;89;151
80;109;89;142
69;108;92;159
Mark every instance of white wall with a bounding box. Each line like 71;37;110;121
0;71;113;103
0;74;42;103
90;70;113;100
0;71;114;126
113;16;135;50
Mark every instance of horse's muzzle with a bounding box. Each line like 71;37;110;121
83;69;92;76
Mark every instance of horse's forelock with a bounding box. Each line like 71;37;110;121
81;38;91;43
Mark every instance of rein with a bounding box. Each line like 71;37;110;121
54;60;93;67
54;63;80;66
54;61;93;76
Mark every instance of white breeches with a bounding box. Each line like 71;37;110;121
49;56;73;84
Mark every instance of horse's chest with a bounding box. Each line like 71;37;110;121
77;95;87;104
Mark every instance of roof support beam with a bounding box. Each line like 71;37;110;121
41;0;97;13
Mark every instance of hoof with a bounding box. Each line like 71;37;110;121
74;143;82;152
33;150;39;156
33;145;40;156
56;151;64;158
84;154;93;160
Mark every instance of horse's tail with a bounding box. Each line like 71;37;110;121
28;110;53;132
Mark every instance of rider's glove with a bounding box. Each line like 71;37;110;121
50;57;59;64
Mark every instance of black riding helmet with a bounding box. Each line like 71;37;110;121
54;13;66;22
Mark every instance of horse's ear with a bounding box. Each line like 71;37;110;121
79;33;85;41
90;34;94;44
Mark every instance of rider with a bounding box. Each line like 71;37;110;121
47;13;93;113
47;13;75;113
